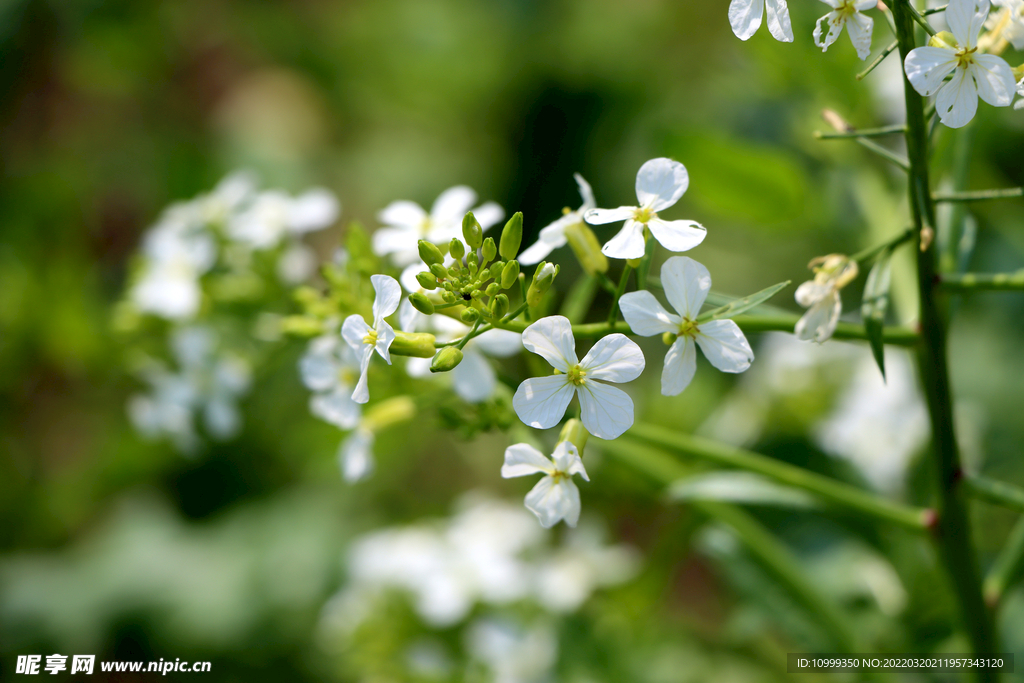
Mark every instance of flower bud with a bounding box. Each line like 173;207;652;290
478;268;491;281
417;239;445;266
429;263;448;279
558;418;589;456
482;236;497;263
467;252;478;270
409;292;435;315
363;396;416;431
485;283;500;297
430;347;463;373
389;331;437;358
491;293;509;319
501;260;520;289
462;212;483;249
490;260;505;281
449;238;466;261
564;222;609;275
662;332;677;346
416;271;438;290
461;307;481;323
499;212;523;260
929;31;956;49
442;291;457;303
526;262;558;308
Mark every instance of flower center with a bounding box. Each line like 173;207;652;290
835;0;857;18
363;329;378;346
567;364;587;386
339;367;357;385
956;47;978;69
679;318;699;338
633;207;656;224
420;218;433;236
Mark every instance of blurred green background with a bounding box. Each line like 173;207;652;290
2;0;1024;681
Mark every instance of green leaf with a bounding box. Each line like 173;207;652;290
668;472;819;509
697;280;790;323
861;249;893;379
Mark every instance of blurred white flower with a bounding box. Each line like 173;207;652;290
585;158;706;260
729;0;794;42
131;210;217;321
466;617;557;683
373;186;504;266
813;0;875;60
988;0;1024;49
519;173;596;265
341;275;401;404
228;188;339;250
339;428;375;483
513;316;644;440
794;254;859;343
502;442;590;528
1015;77;1024;109
619;256;753;396
904;0;1016;128
299;335;362;429
534;523;639;611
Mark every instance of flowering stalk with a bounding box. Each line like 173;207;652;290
891;0;997;668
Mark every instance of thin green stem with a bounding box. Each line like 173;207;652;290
607;264;633;326
892;0;997;668
964;476;1024;514
923;4;948;15
595;271;618;294
850;227;915;263
857;41;900;80
983;516;1024;608
623;425;932;532
907;1;938;35
934;188;1024;202
599;439;859;651
455;317;482;350
939;271;1024;291
815;124;907;139
856;137;911;170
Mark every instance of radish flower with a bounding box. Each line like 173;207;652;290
794;254;859;343
502;441;590;528
729;0;794;42
519;174;596;266
342;274;401;403
814;0;875;60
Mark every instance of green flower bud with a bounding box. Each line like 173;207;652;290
558;418;589;457
662;332;677;346
449;238;466;261
409;292;435;315
626;257;642;268
447;265;461;277
363;396;416;431
467;252;478;270
416;271;438;290
478;268;491;281
430;347;463;373
526;262;558;308
929;30;956;49
482;237;497;263
280;315;326;337
499;212;523;260
389;331;437;358
462;212;483;249
417;240;445;266
442;291;457;303
485;282;500;296
491;293;509;319
564;222;609;275
501;260;520;289
461;307;481;323
429;263;448;279
490;260;505;281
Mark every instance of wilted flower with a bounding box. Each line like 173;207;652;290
794;254;859;343
813;0;875;60
729;0;794;42
502;442;590;528
341;275;402;404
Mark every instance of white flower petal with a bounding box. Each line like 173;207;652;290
578;381;634;440
946;0;988;49
471;201;505;230
288;188;340;233
814;11;844;52
398;297;420;333
846;12;874;60
342;314;372;351
579;334;645;383
471;328;523;357
660;256;712;320
795;289;842;343
635;158;689;212
431;185;477;224
695;319;754;373
552;441;589;481
340;430;375;482
502;443;556;478
729;0;764;40
351;344;375;404
765;0;794;42
971;55;1016;107
618;290;681;337
371;274;402;324
451;349;495;403
661;336;697;396
513;375;575;430
311;387;362;429
646;218;707;253
375;320;396;364
522;315;578;372
584;206;636;225
905;47;958;97
574;173;596;209
936;67;978;128
519;217;571;265
601;219;646;259
524;475;579;528
794;280;831;307
379;200;427;229
399;263;427;294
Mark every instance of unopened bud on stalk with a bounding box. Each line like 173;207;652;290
929;31;956;49
501;260;520;289
461;307;481;323
559;418;589;456
499;212;523;260
430;346;463;373
418;239;445;266
527;262;558;307
416;271;438;290
463;212;483;249
491;293;509;319
564;221;608;275
363;396;416;431
482;237;497;263
409;292;435;315
389;331;437;358
429;263;448;279
449;238;466;261
485;283;500;297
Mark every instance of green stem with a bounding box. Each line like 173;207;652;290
814;123;907;138
983;515;1024;609
906;1;938;35
933;188;1024;202
599;438;859;652
964;476;1024;514
892;0;997;667
850;227;914;263
855;137;911;171
455;317;482;350
923;4;948;15
623;425;932;532
856;41;900;81
607;264;633;326
939;271;1024;291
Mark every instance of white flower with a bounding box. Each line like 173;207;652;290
130;211;217;321
814;0;875;60
512;316;645;440
372;186;504;266
988;0;1024;49
519;174;596;266
502;442;590;528
794;254;858;343
729;0;794;42
533;523;640;612
618;256;753;396
466;617;558;683
299;335;362;429
227;188;339;250
1015;78;1024;109
341;274;401;404
339;428;375;482
904;0;1017;128
584;158;706;260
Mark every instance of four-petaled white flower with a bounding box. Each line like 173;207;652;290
618;257;754;396
519;174;596;266
512;316;644;440
502;441;590;528
342;274;401;404
814;0;875;60
794;254;859;343
372;186;504;266
904;0;1017;128
988;0;1024;50
729;0;794;42
299;335;362;429
584;158;706;260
